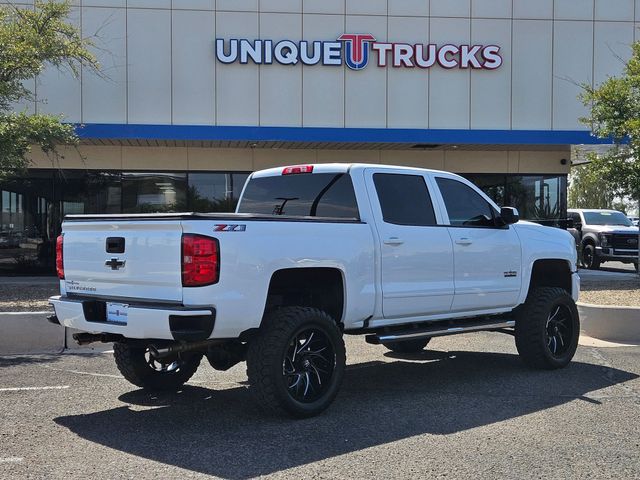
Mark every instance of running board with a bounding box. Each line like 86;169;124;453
365;319;515;345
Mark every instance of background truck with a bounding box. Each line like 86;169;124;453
568;208;639;271
50;164;580;417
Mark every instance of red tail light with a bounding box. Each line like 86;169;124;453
181;234;219;287
282;165;314;175
56;235;64;279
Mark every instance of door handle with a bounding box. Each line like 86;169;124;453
455;237;473;245
383;236;404;246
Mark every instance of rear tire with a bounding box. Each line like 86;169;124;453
515;287;579;369
382;338;430;353
582;244;601;270
113;342;202;390
246;307;346;418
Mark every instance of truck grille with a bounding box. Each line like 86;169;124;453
611;233;639;251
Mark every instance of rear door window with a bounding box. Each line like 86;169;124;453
237;173;359;219
373;173;437;226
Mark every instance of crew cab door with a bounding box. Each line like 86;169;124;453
431;175;522;312
365;169;454;319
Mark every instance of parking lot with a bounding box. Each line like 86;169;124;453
1;331;639;479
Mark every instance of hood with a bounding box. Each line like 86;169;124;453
588;225;639;234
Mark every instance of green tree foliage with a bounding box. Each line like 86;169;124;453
568;163;616;209
0;0;98;177
580;42;640;204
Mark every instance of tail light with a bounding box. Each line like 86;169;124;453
182;234;220;287
56;235;64;279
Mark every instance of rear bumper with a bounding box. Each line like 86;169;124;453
49;295;215;341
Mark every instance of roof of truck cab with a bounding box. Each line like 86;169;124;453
251;163;452;178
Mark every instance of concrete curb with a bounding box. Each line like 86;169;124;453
578;302;640;345
0;311;65;355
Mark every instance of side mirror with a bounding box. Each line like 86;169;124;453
500;207;519;225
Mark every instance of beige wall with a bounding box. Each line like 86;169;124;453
28;145;571;175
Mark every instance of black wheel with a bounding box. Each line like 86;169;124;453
582;244;601;270
382;338;430;353
515;287;580;369
246;307;346;418
113;342;202;390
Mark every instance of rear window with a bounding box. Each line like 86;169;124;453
237;173;359;219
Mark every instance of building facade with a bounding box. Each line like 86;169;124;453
1;0;637;273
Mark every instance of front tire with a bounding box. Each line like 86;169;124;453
246;307;346;418
382;338;431;353
113;342;202;390
515;287;580;369
582;244;601;270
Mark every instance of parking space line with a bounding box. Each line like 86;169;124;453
39;364;122;379
0;457;24;463
0;386;69;392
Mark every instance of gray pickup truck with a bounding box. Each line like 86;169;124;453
568;209;639;271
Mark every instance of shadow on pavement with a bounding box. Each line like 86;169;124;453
55;351;638;479
0;354;62;368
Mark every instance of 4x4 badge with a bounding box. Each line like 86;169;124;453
504;271;517;277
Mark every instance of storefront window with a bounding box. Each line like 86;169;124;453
122;173;187;213
188;172;250;212
463;174;567;227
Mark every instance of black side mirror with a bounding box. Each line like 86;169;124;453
500;207;519;225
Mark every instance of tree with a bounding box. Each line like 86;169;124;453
0;0;98;178
580;42;640;207
568;163;616;210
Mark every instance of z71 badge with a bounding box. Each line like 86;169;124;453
214;224;246;232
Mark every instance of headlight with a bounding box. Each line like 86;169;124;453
599;233;612;247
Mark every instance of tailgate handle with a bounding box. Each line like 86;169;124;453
106;237;125;254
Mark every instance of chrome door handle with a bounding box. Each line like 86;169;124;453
383;236;404;246
455;237;473;245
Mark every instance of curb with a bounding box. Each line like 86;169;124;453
0;311;64;355
578;302;640;345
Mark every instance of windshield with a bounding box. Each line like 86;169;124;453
583;211;633;226
237;173;359;219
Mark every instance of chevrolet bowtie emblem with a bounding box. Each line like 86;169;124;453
105;258;125;270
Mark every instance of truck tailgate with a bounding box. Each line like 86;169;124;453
62;220;183;302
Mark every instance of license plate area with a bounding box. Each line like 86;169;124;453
106;303;129;325
82;300;128;325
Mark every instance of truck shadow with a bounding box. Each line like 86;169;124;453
54;351;637;479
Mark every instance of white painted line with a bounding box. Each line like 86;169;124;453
0;457;23;463
39;364;122;379
0;311;52;315
0;385;69;392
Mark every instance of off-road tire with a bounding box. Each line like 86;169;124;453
113;342;202;390
582;244;601;270
246;307;346;418
382;338;431;353
515;287;579;370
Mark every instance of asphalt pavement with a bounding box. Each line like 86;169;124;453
1;333;639;479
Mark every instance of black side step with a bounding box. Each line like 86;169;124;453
365;318;515;345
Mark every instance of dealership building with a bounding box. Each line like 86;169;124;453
0;0;637;273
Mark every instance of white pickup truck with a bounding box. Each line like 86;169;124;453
50;163;580;417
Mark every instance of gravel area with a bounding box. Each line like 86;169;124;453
579;277;640;307
0;282;58;312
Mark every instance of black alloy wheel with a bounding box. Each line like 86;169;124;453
283;328;336;403
582;244;600;270
544;304;574;358
113;342;202;390
515;287;580;370
247;306;346;418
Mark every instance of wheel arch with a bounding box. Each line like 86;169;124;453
522;259;573;301
262;267;346;326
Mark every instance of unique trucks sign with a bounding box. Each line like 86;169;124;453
215;34;502;70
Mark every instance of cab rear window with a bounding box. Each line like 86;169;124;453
237;173;359;220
